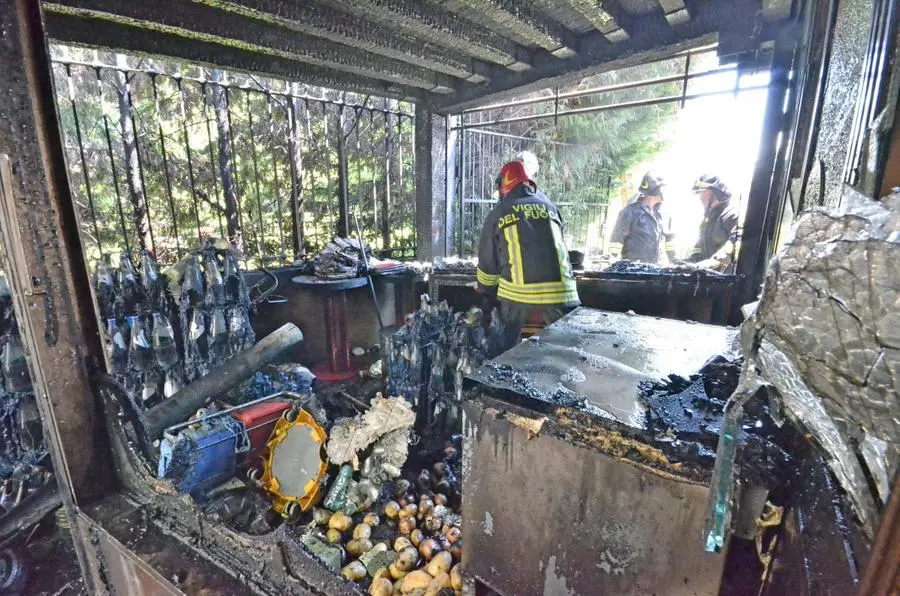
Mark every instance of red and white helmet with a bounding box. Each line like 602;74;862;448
495;160;535;197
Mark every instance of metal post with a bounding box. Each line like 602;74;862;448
414;105;448;261
176;77;203;244
245;91;266;258
65;63;103;257
201;81;226;238
265;91;286;260
0;0;114;590
457;124;466;256
150;73;181;256
96;67;132;254
734;26;796;309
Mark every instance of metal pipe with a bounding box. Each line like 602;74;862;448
96;67;131;254
176;78;203;244
65;63;102;257
680;53;692;108
150;73;181;256
354;211;384;331
143;322;304;440
454;85;771;130
460;64;738;116
457;128;466;256
162;391;289;440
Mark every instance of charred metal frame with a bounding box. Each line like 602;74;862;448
14;0;900;594
0;0;112;590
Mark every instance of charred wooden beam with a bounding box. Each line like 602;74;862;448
437;0;579;57
323;0;533;71
44;0;458;92
435;0;769;112
531;0;630;42
43;12;425;101
657;0;691;25
193;0;489;82
0;0;115;590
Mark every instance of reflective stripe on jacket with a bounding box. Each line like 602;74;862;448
609;201;666;263
476;185;580;307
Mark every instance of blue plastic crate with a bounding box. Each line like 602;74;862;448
158;415;248;495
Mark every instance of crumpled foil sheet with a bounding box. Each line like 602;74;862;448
707;187;899;544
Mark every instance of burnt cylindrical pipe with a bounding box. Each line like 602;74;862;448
142;323;304;439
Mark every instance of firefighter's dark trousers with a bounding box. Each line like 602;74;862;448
497;301;575;354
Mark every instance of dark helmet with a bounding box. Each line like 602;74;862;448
495;160;535;197
692;174;731;199
638;172;665;196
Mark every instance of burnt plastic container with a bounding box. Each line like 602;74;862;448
232;399;292;463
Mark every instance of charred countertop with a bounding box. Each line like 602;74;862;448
467;307;740;430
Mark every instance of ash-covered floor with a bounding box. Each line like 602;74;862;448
12;510;85;595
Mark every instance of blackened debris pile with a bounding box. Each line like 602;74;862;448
95;240;255;411
0;274;52;519
641;355;790;482
385;297;499;431
431;257;477;275
604;259;726;277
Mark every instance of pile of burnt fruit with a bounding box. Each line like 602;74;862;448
306;435;463;595
0;273;51;515
94;240;254;411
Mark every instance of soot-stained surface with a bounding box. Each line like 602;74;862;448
469;308;738;430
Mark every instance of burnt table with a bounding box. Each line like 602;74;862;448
291;275;368;382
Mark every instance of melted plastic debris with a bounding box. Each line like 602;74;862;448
707;188;900;543
641;356;791;478
603;260;727;277
241;364;315;402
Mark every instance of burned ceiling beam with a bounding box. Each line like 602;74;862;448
322;0;533;71
192;0;489;83
541;0;632;42
434;0;772;112
436;0;579;57
43;12;424;101
43;0;459;93
657;0;691;26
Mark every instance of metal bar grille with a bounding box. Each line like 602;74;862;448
453;47;772;258
50;46;417;268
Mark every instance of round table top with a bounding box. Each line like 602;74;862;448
291;274;368;291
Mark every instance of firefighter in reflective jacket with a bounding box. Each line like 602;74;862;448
608;172;675;263
476;161;580;352
688;174;740;271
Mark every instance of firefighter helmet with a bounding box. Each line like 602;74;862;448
638;171;665;196
692;174;731;199
495;160;535;197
